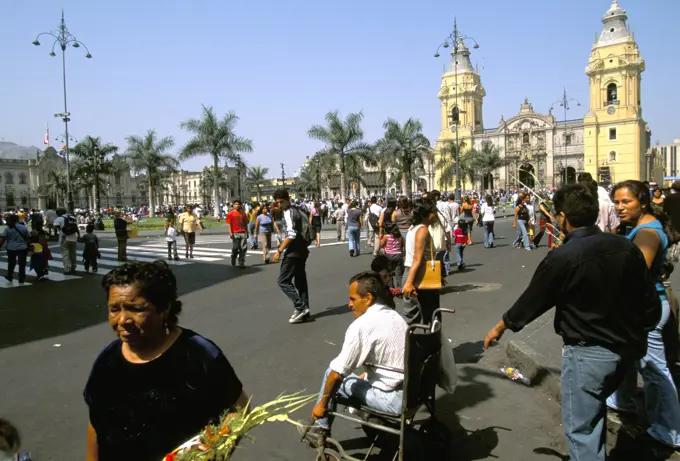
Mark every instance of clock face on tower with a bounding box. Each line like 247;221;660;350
607;105;616;115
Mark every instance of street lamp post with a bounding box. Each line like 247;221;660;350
33;10;92;213
435;19;479;202
91;146;105;212
550;88;581;186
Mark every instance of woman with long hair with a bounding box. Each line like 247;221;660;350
310;202;322;247
402;198;441;325
346;200;363;257
607;180;680;449
513;194;532;251
380;222;405;288
480;195;496;248
393;196;412;240
461;196;475;245
379;198;397;240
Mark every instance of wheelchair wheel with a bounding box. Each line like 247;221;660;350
315;448;341;461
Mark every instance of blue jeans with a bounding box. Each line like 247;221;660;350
607;296;680;447
313;368;402;429
348;226;361;254
513;219;531;249
248;221;257;246
483;221;495;248
562;345;633;461
455;243;465;267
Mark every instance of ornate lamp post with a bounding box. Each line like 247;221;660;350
435;19;479;202
550;88;581;185
33;10;92;213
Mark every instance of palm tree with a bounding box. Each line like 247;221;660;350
468;141;505;190
379;118;431;196
179;105;254;216
125;129;178;217
308;110;372;200
369;142;395;195
245;166;270;201
71;136;119;209
46;169;68;208
202;167;230;203
298;152;336;199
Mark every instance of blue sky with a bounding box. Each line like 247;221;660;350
1;0;677;177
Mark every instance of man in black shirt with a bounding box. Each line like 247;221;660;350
113;210;129;261
663;180;680;233
484;184;660;461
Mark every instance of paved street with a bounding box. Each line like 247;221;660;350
0;218;573;460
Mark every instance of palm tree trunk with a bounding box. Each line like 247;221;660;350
148;181;155;218
212;156;220;217
340;155;347;200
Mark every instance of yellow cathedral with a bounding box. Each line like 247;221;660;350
434;0;652;190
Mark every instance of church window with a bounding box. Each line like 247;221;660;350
565;134;573;146
4;172;14;185
606;83;618;105
6;192;14;207
609;128;617;141
21;195;28;206
18;173;27;185
609;151;617;163
522;133;530;146
115;172;121;186
450;106;460;125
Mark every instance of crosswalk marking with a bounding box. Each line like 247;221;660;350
97;248;202;263
123;244;230;259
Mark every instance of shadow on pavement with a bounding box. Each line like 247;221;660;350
311;304;351;321
0;261;261;350
454;341;485;364
441;283;483;294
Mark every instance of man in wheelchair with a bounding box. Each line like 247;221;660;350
303;271;408;443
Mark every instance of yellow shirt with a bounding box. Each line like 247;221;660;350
179;212;199;233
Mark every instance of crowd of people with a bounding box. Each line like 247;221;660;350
5;178;680;460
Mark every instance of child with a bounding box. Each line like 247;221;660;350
28;223;50;280
82;224;100;273
370;255;399;308
453;221;468;271
165;218;180;261
380;223;405;289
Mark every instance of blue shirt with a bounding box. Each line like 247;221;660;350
627;220;668;293
1;224;29;251
256;214;273;233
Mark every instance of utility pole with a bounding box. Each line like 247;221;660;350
280;163;285;187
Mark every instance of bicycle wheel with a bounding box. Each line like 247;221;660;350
315;448;342;461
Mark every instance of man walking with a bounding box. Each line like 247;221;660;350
272;189;310;324
333;206;346;242
53;208;80;275
226;200;248;268
113;210;129;261
366;196;382;256
484;184;661;461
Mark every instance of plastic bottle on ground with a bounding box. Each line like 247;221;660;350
501;367;531;386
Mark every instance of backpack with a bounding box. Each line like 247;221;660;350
62;214;78;235
292;207;315;247
368;208;380;230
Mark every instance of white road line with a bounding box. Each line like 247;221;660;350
129;244;236;258
0;260;82;282
97;248;211;263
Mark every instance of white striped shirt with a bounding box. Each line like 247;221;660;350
329;303;407;391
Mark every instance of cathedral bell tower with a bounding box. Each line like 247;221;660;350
583;0;647;184
435;23;485;188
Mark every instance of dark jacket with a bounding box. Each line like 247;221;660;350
503;225;660;358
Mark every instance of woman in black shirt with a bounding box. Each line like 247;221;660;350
84;261;248;461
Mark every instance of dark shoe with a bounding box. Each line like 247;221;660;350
349;249;354;257
190;254;194;259
289;308;310;324
174;257;180;261
239;263;246;269
93;268;98;273
231;255;237;266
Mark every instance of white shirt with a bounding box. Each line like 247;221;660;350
53;215;78;242
404;224;425;268
165;226;177;242
329;303;407;391
480;203;495;222
596;199;620;232
283;208;297;240
368;203;383;230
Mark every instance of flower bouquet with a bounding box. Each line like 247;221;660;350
163;392;315;461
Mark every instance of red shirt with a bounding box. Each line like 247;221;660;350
453;227;467;244
226;210;248;234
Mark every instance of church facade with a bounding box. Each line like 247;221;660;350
435;0;651;191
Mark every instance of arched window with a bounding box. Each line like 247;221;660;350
20;195;28;206
450;106;460;125
115;193;123;206
6;191;14;207
4;172;14;185
609;151;617;163
522;133;530;146
606;83;618;105
18;173;27;185
114;172;121;186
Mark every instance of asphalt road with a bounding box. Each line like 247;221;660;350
0;219;572;461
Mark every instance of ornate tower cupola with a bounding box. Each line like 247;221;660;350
583;0;648;183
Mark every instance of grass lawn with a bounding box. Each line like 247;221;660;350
102;217;225;231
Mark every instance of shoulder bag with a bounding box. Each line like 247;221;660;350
415;235;442;290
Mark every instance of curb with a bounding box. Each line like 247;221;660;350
505;339;562;403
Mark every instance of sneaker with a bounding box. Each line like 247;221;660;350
239;263;246;269
289;308;310;324
526;248;532;251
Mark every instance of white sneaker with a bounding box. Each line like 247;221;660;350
289;308;310;324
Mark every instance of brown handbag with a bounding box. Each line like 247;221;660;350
415;236;442;290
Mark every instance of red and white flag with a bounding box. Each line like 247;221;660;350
43;125;49;145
